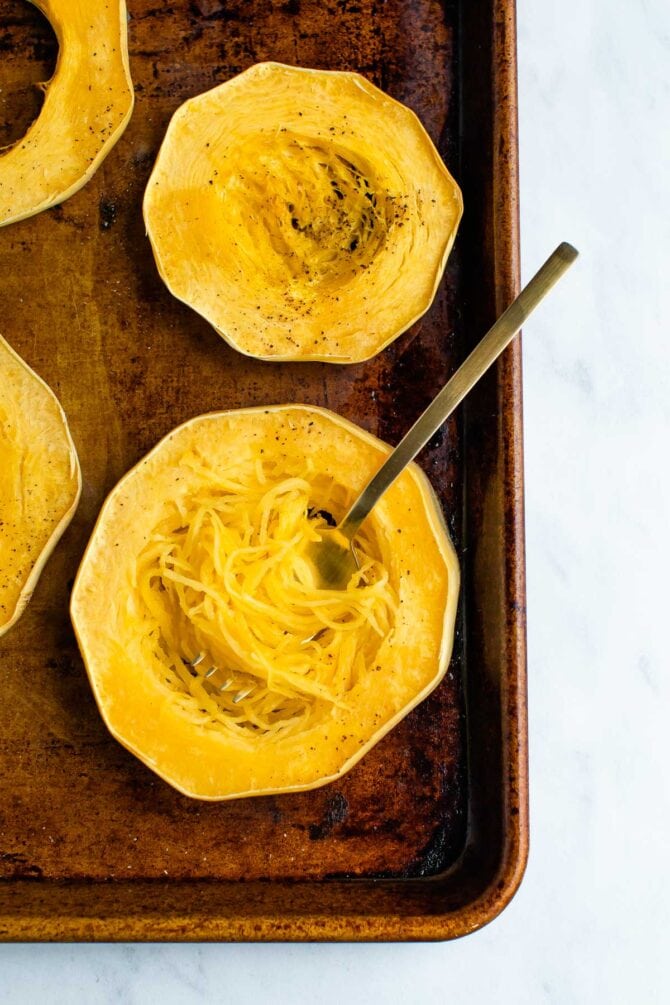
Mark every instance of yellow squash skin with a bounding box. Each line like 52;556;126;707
71;406;460;801
143;62;462;364
0;0;134;227
0;333;81;636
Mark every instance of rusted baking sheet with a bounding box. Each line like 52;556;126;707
0;0;526;940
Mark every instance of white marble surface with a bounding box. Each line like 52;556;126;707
2;0;669;1000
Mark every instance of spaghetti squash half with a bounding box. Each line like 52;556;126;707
0;332;81;636
71;406;459;800
0;0;133;227
143;62;462;363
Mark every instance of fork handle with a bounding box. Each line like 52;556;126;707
340;242;579;539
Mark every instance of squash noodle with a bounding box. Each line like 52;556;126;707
133;453;397;740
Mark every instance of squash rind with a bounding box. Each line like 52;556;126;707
0;0;134;227
143;62;462;364
0;333;81;637
71;405;460;800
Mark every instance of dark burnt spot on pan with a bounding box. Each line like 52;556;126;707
410;745;434;785
189;0;245;22
401;823;451;877
337;816;402;840
308;792;349;840
47;205;86;230
99;198;117;231
0;852;44;880
45;654;80;678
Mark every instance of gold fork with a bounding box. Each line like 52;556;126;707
305;242;579;590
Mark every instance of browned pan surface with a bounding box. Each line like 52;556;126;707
0;0;526;939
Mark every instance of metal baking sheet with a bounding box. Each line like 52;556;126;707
0;0;526;940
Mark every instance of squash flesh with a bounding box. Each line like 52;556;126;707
71;406;459;800
0;333;81;636
0;0;134;226
143;62;462;363
132;460;397;739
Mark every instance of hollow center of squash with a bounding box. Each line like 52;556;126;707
133;453;397;741
212;134;407;296
0;1;58;150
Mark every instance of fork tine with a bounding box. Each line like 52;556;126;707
188;656;255;704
